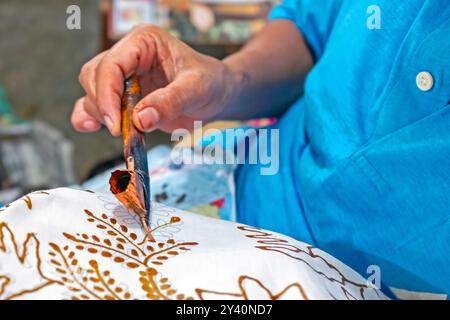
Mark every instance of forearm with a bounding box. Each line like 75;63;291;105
219;20;314;120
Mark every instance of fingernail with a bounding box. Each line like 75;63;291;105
104;115;115;133
137;107;159;131
83;120;100;131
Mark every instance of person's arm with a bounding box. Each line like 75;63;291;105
219;20;313;120
71;21;313;135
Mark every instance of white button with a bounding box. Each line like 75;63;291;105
416;71;434;91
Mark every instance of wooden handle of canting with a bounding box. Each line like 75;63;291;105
121;74;143;163
109;75;154;241
121;75;151;219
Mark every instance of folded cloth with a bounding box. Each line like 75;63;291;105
0;188;386;300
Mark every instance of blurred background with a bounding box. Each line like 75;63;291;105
0;0;273;204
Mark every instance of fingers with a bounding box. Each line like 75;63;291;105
78;51;107;100
157;116;197;133
76;25;214;136
71;97;102;132
95;27;157;136
78;26;160;136
82;95;104;123
132;72;206;132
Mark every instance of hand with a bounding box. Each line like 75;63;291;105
71;25;237;135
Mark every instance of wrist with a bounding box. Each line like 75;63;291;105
216;59;248;120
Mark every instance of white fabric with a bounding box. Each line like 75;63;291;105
0;188;386;300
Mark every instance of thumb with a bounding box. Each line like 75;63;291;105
132;73;206;132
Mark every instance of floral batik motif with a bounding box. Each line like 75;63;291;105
0;188;386;300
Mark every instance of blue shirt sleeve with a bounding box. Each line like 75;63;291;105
269;0;344;59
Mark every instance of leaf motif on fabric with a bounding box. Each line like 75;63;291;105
0;222;59;299
45;209;198;300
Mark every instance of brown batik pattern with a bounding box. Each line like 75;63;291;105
0;190;381;300
237;225;386;300
0;191;50;212
46;209;197;300
196;275;309;300
0;191;198;300
0;222;62;300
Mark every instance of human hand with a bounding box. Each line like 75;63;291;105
71;25;238;135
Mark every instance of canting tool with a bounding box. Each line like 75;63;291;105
109;75;154;242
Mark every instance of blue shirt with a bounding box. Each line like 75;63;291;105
236;0;450;296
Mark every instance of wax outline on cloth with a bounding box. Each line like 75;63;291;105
237;225;387;300
0;222;62;300
0;191;313;300
0;190;50;212
0;190;198;300
0;189;385;300
196;275;309;300
47;206;197;300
